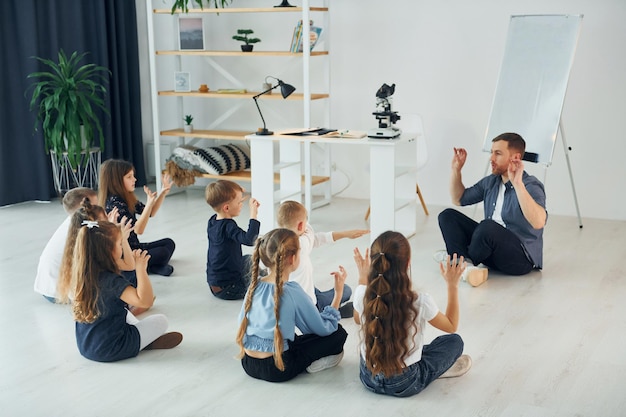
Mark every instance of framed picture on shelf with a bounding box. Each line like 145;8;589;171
174;72;191;92
178;17;204;50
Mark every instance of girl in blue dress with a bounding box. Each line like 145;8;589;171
59;220;182;362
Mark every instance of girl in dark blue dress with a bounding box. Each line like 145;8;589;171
98;159;176;276
59;220;182;362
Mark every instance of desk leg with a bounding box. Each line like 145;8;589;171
369;145;396;243
303;141;312;215
251;139;275;235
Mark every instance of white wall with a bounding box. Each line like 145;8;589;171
138;0;626;220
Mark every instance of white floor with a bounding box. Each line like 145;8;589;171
1;188;625;417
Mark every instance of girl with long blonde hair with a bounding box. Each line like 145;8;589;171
59;220;182;362
236;228;347;382
353;231;471;397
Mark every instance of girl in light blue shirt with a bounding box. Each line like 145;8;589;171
236;228;348;382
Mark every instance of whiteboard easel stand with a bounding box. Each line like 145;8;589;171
557;120;583;228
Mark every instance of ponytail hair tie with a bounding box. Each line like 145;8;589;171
81;220;99;229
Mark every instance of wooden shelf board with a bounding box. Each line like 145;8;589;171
160;129;251;140
154;7;328;14
158;91;329;100
156;50;328;57
195;170;330;186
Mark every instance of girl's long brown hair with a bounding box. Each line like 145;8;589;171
362;231;419;376
97;159;138;214
67;221;121;323
236;228;299;371
57;199;106;303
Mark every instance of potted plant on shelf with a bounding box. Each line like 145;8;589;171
171;0;232;14
232;29;261;52
183;114;194;133
27;49;110;195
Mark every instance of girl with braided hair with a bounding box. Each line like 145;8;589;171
58;220;182;362
236;228;348;382
352;231;472;397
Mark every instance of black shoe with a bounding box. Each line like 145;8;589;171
338;301;353;319
144;332;183;350
150;264;174;276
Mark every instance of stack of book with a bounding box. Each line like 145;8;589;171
289;20;323;52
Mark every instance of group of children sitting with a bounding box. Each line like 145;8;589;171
35;162;472;397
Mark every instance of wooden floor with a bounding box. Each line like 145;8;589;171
1;188;625;417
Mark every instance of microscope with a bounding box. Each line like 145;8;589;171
367;83;402;139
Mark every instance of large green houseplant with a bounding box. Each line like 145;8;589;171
27;49;110;192
171;0;232;14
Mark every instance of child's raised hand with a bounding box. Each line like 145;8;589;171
143;185;157;206
353;247;370;285
439;253;466;287
330;265;347;290
346;229;370;239
160;172;173;194
107;206;119;223
118;216;134;240
132;249;151;270
249;197;260;218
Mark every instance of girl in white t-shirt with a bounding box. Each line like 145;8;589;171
352;231;472;397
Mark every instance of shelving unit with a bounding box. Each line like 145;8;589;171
146;0;332;207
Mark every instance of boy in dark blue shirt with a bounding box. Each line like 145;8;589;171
205;180;260;300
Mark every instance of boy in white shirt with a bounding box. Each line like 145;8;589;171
277;200;369;317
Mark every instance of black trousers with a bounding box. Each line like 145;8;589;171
438;208;534;276
139;238;175;269
241;324;348;383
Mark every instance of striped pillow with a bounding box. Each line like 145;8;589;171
193;143;250;175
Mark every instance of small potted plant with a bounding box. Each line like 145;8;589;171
170;0;231;14
232;29;261;52
183;114;194;133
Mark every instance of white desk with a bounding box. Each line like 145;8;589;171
247;132;418;243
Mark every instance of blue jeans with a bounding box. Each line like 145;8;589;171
359;334;464;397
315;284;352;310
438;208;534;275
210;255;253;301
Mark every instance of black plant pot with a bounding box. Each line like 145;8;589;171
241;45;253;52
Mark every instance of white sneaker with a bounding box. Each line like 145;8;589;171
439;354;472;378
462;265;488;287
433;250;448;264
306;351;344;373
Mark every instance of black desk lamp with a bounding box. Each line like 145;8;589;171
274;1;296;7
253;76;296;136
